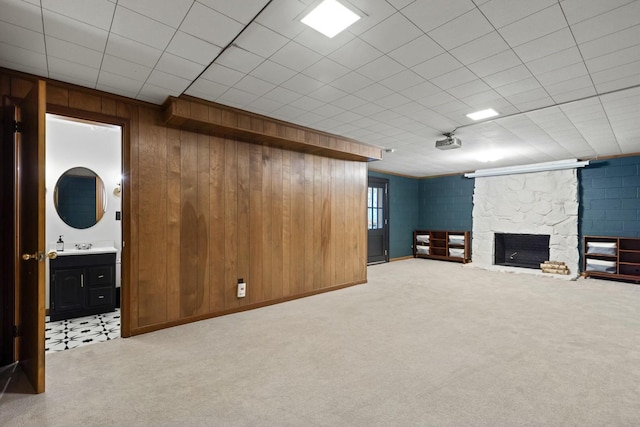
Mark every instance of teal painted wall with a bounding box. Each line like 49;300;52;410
419;175;474;231
580;156;640;238
368;171;419;258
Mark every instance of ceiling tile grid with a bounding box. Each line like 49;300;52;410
0;0;638;177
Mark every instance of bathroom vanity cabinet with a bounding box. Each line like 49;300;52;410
49;252;116;321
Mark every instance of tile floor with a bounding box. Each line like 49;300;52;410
45;309;120;354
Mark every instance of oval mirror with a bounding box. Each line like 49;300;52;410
54;167;107;229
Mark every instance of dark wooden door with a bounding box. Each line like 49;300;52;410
367;177;389;264
16;80;47;393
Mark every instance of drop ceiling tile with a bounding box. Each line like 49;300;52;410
101;55;152;82
330;71;374;93
46;36;103;68
233;75;276;97
499;4;567;47
245;97;284;114
255;0;308;39
215;46;264;73
416;90;456;108
328;38;383;70
117;0;192;28
270;41;322;72
579;25;640;60
271;105;306;122
354;83;394;102
380;69;425;92
359;12;422;53
302;57;350;84
280;73;325;95
401;0;476;33
560;0;633;25
480;0;557;28
198;0;269;24
111;6;175;50
263;86;301;104
146;69;190;93
314;103;345;118
47;56;99;85
466;49;523;77
374;92;412;109
0;0;44;33
494;77;542;97
483;65;533;88
43;10;108;51
450;31;510;65
137;84;172;104
525;47;583;75
97;70;145;94
458;89;505;106
332;94;368;110
536;62;590;87
412;53;463;80
585;44;640;74
431;67;477;90
217;87;259;107
294;27;355;57
166;31;222;66
155;53;204;80
428;9;493;50
0;43;48;75
0;21;45;53
251;60;297;85
236;23;289;59
180;2;243;47
104;34;162;68
591;61;640;86
41;0;115;30
387;35;444;69
357;55;404;81
308;85;348;103
551;86;597;104
544;75;594;95
447;79;492;98
572;1;640;44
345;0;397;35
400;81;441;100
512;27;576;62
200;63;244;86
184;77;229;101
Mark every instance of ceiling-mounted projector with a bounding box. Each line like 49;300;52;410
435;136;462;150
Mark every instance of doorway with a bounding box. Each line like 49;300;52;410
44;114;123;353
367;177;389;264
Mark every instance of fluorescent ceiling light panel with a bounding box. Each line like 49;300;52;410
301;0;361;38
467;108;499;121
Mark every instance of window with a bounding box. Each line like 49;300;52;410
367;186;384;230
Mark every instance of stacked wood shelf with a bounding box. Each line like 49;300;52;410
413;230;471;264
583;236;640;283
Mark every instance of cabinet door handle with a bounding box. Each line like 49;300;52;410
98;295;104;299
98;274;104;279
81;274;84;288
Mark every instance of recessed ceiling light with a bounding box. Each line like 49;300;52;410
467;108;499;121
301;0;361;38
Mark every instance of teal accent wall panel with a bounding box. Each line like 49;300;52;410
419;175;474;231
580;156;640;238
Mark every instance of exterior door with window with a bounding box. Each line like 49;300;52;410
367;177;389;264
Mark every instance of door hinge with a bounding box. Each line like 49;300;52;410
13;325;19;337
384;249;388;256
14;120;22;133
384;218;388;225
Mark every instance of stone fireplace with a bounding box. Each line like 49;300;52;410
471;168;579;279
494;233;550;269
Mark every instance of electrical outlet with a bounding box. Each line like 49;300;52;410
237;279;246;298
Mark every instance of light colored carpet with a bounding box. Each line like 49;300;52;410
1;258;639;426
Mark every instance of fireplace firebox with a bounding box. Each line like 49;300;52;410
494;233;550;269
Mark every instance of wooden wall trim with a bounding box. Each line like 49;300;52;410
163;96;383;163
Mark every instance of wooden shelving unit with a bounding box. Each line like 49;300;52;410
583;236;640;283
413;230;471;263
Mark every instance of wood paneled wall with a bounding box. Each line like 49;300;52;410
1;69;369;336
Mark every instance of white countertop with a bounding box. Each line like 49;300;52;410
55;246;117;256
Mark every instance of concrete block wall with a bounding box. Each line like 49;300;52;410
419;175;474;231
580;156;640;238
